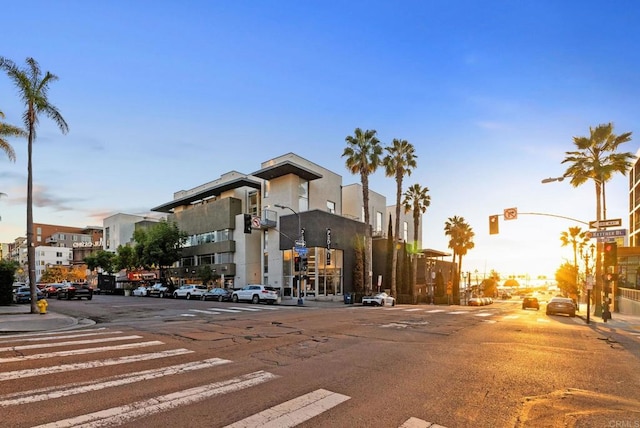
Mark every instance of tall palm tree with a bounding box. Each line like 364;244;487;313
402;183;430;301
0;110;25;161
562;122;633;316
0;57;69;314
342;128;383;294
560;226;589;302
444;216;475;300
383;138;417;298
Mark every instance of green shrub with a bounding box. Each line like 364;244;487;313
0;260;17;306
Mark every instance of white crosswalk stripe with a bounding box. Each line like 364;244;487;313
0;328;354;427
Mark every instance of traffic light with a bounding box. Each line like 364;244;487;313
294;256;301;271
301;256;308;271
603;242;617;267
489;215;499;235
243;214;252;234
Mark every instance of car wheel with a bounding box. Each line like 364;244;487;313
87;294;92;301
380;300;385;307
232;294;239;303
252;295;260;304
218;295;224;302
159;292;164;298
173;293;178;299
392;300;396;307
186;293;191;300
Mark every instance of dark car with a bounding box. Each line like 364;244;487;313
201;287;232;302
57;283;94;300
13;286;45;304
546;297;576;317
522;296;540;310
43;283;65;298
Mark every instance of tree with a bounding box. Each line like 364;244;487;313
115;245;138;272
555;262;579;298
342;128;383;294
561;122;633;315
402;183;430;302
85;250;117;274
0;110;24;162
133;220;186;284
0;57;69;314
197;265;214;286
383;138;417;298
444;216;475;301
560;226;588;301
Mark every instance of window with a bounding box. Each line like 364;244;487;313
248;191;259;216
298;179;308;212
105;227;110;249
376;211;383;234
327;201;336;214
403;221;408;242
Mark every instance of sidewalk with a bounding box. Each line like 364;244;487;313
575;303;640;333
0;305;90;333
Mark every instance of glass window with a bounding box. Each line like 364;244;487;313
376;211;383;233
327;201;336;214
403;221;408;242
298;180;308;212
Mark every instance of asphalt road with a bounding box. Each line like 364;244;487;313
1;296;639;427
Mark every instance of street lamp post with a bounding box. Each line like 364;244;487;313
275;204;304;306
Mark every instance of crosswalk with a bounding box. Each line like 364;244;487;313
0;328;442;427
179;305;300;318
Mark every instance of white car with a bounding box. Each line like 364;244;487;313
362;292;395;307
231;285;279;304
131;286;148;297
173;285;207;300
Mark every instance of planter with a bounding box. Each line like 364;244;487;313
124;289;131;297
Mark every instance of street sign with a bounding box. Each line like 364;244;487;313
295;246;308;256
588;228;627;239
504;207;517;220
589;218;622;229
295;240;306;247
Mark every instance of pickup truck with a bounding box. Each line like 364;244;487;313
147;283;171;298
57;283;94;300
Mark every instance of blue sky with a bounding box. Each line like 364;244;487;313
1;1;638;280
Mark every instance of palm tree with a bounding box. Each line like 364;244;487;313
383;138;417;298
445;216;475;301
402;183;430;302
560;226;589;303
342;128;383;294
0;110;25;161
562;122;633;316
0;57;69;314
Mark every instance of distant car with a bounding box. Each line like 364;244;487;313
522;296;540;311
201;287;232;302
546;297;576;317
43;283;65;298
231;285;279;304
173;284;207;300
57;283;94;300
362;292;396;307
468;297;483;306
132;286;149;297
13;286;45;304
147;283;171;298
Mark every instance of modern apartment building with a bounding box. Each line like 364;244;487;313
103;213;161;251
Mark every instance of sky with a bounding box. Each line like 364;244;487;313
1;1;639;281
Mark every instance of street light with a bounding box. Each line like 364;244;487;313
541;176;565;184
274;204;304;306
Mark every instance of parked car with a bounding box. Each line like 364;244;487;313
13;286;45;304
147;283;171;298
43;283;65;298
201;287;232;302
173;284;207;300
546;297;576;317
468;297;483;306
132;286;149;297
362;292;396;307
231;285;279;304
57;283;94;300
522;296;540;310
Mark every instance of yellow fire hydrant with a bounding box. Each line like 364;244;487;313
37;299;48;315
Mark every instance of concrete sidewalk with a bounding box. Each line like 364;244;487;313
0;305;90;333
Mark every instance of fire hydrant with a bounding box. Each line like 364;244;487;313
37;299;48;315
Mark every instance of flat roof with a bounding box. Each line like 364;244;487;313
252;161;322;181
421;248;451;258
151;177;262;213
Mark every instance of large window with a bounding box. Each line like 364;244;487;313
375;211;383;234
298;179;308;212
327;201;336;214
403;221;408;242
184;229;232;247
